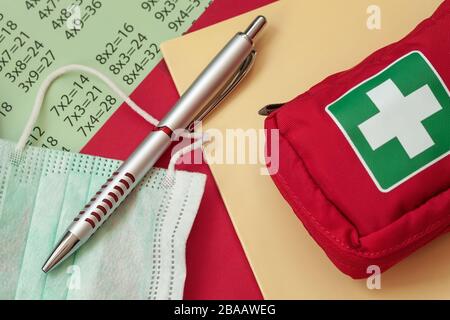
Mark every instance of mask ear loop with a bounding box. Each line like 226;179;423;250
16;64;161;152
162;132;211;188
15;64;207;184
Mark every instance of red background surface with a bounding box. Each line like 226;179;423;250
82;0;276;299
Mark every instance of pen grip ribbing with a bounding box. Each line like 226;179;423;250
69;129;172;239
75;171;135;228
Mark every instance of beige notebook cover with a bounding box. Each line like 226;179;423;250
161;0;450;299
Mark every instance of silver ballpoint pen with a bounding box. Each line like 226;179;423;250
42;16;267;272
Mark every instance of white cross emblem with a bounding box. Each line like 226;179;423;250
358;79;442;158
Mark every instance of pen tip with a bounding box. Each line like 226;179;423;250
42;232;80;273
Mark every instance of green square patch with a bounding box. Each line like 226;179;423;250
326;51;450;192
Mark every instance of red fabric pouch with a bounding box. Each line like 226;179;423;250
264;1;450;279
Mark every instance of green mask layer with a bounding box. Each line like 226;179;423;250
0;139;206;300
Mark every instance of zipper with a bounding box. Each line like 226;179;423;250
258;103;285;116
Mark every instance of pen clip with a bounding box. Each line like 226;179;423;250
187;50;257;132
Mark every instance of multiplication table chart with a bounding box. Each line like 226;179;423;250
0;0;211;151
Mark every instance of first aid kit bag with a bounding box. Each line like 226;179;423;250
264;0;450;278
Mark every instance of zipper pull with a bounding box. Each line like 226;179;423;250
258;103;285;116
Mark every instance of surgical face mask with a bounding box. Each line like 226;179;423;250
0;65;207;300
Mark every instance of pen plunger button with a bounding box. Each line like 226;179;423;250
244;16;267;41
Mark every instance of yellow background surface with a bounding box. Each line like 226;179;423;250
161;0;450;299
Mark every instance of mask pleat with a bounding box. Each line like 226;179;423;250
14;149;72;299
167;172;206;300
66;163;118;299
41;153;99;300
0;141;12;222
0;144;45;299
